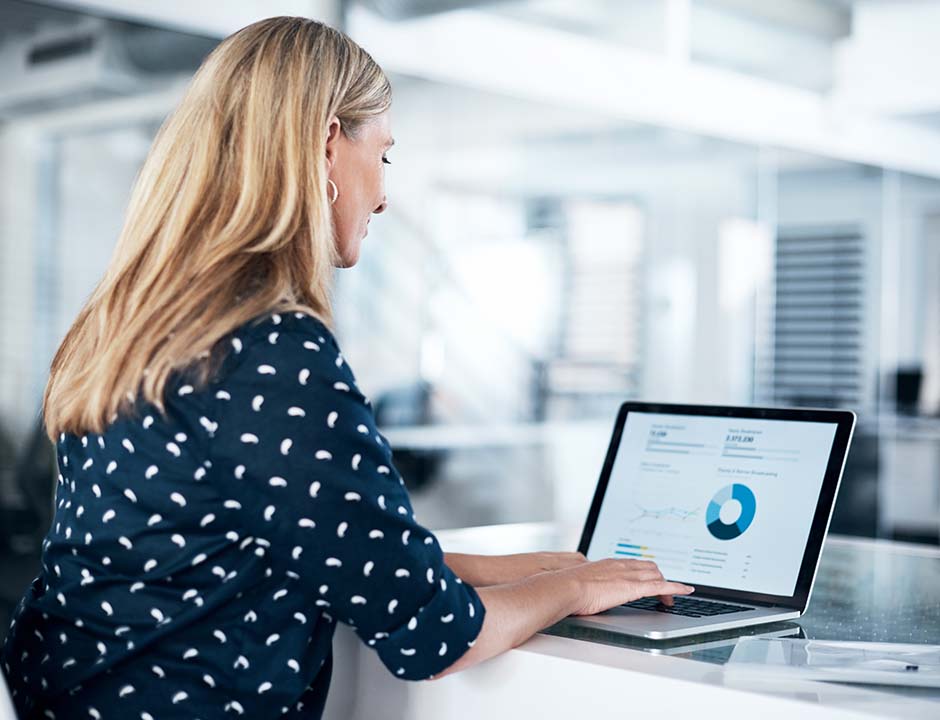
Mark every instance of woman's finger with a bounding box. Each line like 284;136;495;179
655;580;695;596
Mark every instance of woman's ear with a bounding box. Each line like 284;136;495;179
325;115;341;170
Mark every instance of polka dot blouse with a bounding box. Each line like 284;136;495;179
1;310;486;719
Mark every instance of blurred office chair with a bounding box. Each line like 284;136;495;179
0;414;56;555
893;365;924;415
0;413;55;648
829;428;879;538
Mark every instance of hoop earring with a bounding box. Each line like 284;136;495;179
327;179;339;205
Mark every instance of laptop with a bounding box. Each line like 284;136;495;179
566;402;856;640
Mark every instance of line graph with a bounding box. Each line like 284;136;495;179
629;503;701;523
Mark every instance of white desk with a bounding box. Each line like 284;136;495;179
324;522;940;720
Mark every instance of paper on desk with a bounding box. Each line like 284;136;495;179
725;637;940;688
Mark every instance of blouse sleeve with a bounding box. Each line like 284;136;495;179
209;322;486;680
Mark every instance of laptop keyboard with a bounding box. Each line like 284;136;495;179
622;596;752;618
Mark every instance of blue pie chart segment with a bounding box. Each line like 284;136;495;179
706;483;756;540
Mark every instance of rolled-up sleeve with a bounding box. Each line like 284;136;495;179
210;320;486;680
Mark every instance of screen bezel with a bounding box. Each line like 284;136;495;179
576;401;856;610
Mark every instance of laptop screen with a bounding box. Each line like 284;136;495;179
585;411;839;597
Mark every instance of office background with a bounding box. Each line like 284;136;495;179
2;0;940;642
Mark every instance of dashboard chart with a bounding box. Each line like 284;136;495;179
587;412;837;597
706;483;756;540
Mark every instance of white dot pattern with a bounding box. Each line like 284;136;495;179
0;311;485;719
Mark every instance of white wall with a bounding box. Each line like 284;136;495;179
896;175;940;367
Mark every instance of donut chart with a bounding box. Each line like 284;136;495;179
706;483;756;540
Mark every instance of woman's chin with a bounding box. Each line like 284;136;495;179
335;248;360;268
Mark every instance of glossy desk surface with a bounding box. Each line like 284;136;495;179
435;522;940;714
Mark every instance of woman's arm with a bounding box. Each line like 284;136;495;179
430;570;580;680
211;324;489;681
432;559;694;680
443;551;587;587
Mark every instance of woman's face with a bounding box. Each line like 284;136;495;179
325;111;392;268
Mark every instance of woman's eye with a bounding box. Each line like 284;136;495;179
382;156;391;165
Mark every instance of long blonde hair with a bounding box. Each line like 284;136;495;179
42;16;391;441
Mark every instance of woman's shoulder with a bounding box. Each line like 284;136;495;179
216;310;337;370
205;309;368;445
211;308;353;390
236;309;337;350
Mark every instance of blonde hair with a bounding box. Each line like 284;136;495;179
42;16;391;441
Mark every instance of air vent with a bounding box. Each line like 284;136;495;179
27;33;96;66
769;226;868;410
0;18;215;119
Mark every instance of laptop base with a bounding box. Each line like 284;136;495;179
563;604;801;640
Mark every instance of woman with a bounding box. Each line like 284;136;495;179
0;16;693;719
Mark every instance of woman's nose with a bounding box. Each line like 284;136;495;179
374;198;387;214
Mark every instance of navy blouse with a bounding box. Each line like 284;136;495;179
1;310;486;719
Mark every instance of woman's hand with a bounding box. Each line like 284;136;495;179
435;556;695;680
555;558;695;615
